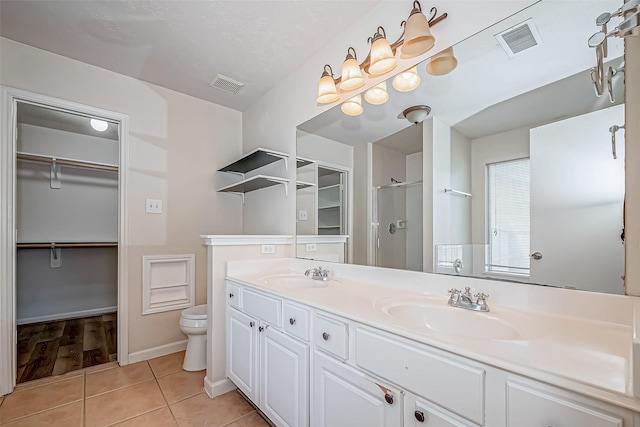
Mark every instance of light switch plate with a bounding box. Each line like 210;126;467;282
298;210;308;221
146;198;163;214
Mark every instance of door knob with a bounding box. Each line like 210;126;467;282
530;252;543;260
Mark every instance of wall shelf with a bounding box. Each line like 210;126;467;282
218;175;289;200
296;180;315;190
219;148;289;174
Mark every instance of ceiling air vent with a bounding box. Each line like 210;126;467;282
495;18;543;58
209;74;245;94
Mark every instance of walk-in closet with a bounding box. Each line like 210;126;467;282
14;102;119;383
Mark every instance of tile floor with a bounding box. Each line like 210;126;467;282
0;351;270;427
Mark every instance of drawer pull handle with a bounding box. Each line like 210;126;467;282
229;293;234;298
414;411;425;422
384;393;393;404
289;317;296;325
249;321;255;328
322;332;330;341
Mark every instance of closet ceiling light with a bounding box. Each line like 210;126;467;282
402;105;431;124
90;119;108;132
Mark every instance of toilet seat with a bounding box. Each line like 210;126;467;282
181;304;207;320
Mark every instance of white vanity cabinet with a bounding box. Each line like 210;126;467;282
312;350;402;427
226;283;309;427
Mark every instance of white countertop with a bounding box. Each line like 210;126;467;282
226;258;639;412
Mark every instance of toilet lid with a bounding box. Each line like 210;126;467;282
182;304;207;320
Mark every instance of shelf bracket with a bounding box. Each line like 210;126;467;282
265;151;289;175
50;160;61;189
444;188;472;197
226;191;245;204
266;179;289;198
50;245;61;268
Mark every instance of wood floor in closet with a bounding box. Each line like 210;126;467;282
16;313;117;383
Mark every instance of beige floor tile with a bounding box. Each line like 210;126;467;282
1;401;83;427
13;368;84;392
222;411;270;427
112;406;177;426
157;370;205;403
0;395;4;407
0;375;84;423
86;361;153;397
148;351;186;378
85;379;166;427
171;391;254;427
84;361;119;374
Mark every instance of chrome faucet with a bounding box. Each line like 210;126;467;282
447;287;490;312
304;266;330;281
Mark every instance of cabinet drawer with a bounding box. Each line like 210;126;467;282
243;289;282;327
283;301;310;341
506;382;624;427
227;282;242;309
355;327;484;425
314;313;348;360
407;395;475;427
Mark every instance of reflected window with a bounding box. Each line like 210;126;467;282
486;158;530;275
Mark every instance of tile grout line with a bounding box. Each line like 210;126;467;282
152;363;181;426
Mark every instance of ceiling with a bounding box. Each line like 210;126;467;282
297;0;625;146
0;0;380;111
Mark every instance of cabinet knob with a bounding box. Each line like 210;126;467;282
289;317;296;325
229;293;234;298
322;332;330;341
414;411;425;423
259;326;264;332
249;321;255;328
384;393;393;404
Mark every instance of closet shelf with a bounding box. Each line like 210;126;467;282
296;180;315;190
218;175;290;194
296;157;314;168
17;152;118;172
218;148;288;174
17;242;118;249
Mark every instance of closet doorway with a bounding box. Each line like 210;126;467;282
0;88;129;393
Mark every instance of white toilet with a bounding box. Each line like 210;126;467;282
179;304;207;371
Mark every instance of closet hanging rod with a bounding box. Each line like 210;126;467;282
444;189;472;197
16;152;118;172
16;242;118;249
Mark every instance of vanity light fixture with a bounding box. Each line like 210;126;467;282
315;0;449;106
316;64;340;104
90;118;108;132
341;94;364;116
401;1;436;56
367;26;398;76
426;46;458;76
365;81;390;105
402;105;431;124
392;66;421;92
340;47;366;91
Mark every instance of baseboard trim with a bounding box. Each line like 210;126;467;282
204;376;235;398
17;306;118;326
128;340;188;364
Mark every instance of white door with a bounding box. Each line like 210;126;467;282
530;105;625;293
312;351;402;427
227;308;259;402
260;327;309;427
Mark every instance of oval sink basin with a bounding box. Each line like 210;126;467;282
259;274;328;289
379;302;520;340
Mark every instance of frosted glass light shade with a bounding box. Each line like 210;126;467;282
90;119;108;132
340;57;365;91
392;66;421;92
341;94;363;116
365;81;389;105
317;74;340;104
426;47;458;76
401;8;435;56
368;38;397;76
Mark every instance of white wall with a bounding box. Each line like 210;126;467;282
1;37;243;355
406;152;423;272
241;1;538;236
450;128;472;244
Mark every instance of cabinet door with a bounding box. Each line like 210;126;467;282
227;308;259;403
260;326;309;427
312;351;401;427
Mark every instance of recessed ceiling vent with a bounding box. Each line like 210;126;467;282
495;18;543;58
209;74;245;94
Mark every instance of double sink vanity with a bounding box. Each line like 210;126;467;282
222;258;639;426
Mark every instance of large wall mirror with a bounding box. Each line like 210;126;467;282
296;0;626;294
